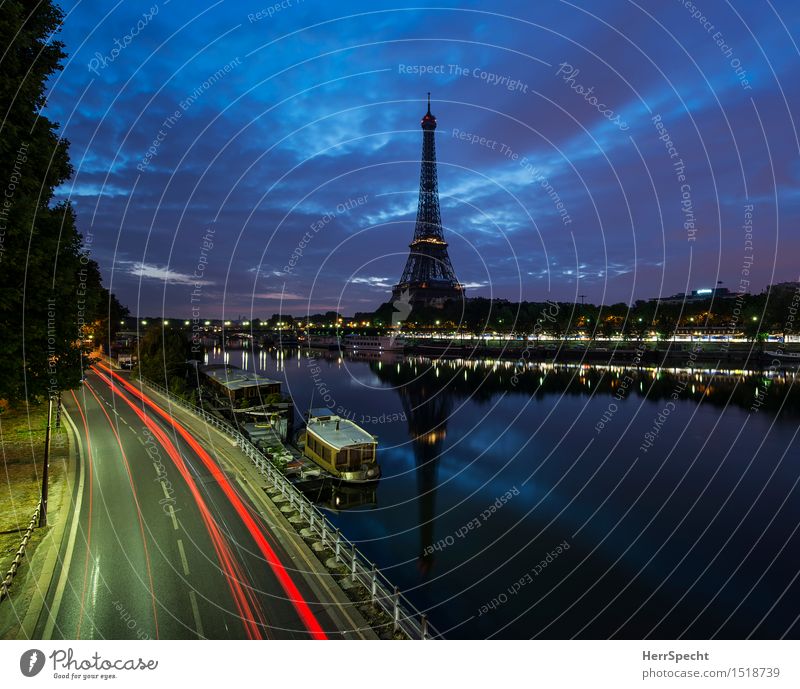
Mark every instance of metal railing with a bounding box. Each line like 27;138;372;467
139;377;438;640
0;500;42;602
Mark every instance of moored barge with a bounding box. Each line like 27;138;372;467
299;408;380;483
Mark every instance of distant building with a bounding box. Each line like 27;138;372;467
200;364;280;402
114;330;139;348
653;287;739;304
767;281;800;295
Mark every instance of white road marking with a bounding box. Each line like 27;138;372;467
188;591;205;639
167;505;179;530
43;409;86;640
176;538;190;576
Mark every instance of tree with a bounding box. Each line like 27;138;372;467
0;2;124;403
137;325;192;388
655;310;679;342
599;315;619;340
81;258;129;352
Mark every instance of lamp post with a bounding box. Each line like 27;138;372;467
39;396;53;527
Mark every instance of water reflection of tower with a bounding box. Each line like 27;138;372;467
374;362;454;576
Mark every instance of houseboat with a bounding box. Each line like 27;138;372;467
300;409;380;482
764;349;800;361
342;334;407;352
304;334;341;350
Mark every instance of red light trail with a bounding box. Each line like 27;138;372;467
93;363;328;639
90;368;264;639
84;382;161;639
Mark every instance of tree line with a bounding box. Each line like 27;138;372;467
363;290;798;340
1;2;126;405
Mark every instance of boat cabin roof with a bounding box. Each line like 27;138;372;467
307;415;376;450
200;364;280;392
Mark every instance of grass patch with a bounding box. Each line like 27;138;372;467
0;403;69;574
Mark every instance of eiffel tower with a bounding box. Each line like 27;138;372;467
392;94;464;308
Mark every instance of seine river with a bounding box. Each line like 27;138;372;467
208;348;800;639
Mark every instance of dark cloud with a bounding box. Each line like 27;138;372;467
48;0;800;317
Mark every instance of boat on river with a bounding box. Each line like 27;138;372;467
298;408;380;483
764;349;800;361
342;334;407;352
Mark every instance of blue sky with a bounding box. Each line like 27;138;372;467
47;0;800;317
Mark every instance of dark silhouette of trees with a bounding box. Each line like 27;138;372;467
0;1;126;403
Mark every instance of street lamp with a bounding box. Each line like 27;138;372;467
39;396;54;527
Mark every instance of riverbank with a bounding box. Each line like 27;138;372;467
404;339;800;368
206;345;800;638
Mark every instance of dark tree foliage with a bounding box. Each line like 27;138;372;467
82;258;129;351
137;325;194;400
0;2;125;403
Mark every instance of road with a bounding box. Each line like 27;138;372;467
34;365;369;640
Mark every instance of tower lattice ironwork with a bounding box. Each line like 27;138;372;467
392;94;464;307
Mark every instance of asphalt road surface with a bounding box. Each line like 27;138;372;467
34;366;365;640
